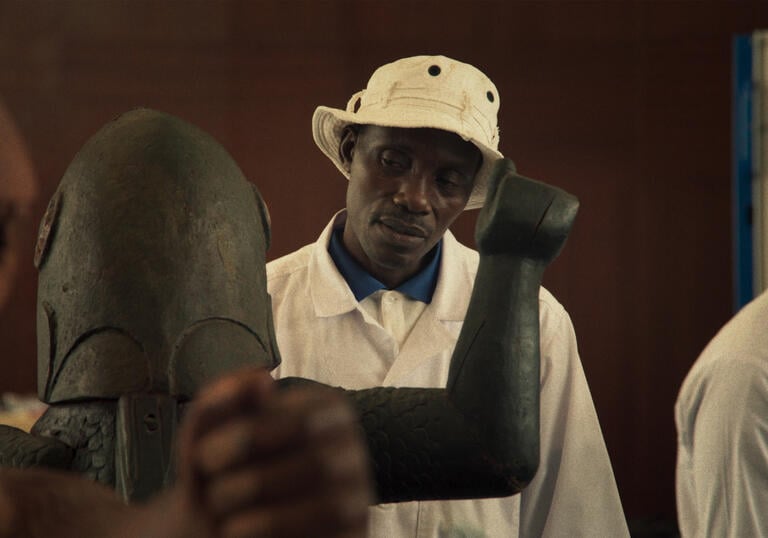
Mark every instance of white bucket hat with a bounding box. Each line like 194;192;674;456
312;55;503;210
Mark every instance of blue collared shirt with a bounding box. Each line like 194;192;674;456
328;227;441;303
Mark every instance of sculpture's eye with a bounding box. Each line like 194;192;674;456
169;318;274;399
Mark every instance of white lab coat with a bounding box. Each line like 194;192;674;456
268;212;628;538
675;290;768;537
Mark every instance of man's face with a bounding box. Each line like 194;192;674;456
340;125;481;288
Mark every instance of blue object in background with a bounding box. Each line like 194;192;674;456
732;33;754;312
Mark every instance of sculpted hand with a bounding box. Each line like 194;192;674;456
475;158;579;263
177;367;372;538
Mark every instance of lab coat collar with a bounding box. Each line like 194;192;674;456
309;211;476;322
327;226;441;303
382;231;477;383
430;225;477;322
309;211;359;317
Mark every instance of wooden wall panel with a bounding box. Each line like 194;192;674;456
2;0;768;531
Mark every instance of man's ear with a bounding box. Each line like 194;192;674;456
338;126;358;173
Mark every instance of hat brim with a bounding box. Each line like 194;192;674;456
312;106;503;211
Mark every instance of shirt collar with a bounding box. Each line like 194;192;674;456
328;226;441;304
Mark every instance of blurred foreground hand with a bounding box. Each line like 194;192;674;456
0;367;372;538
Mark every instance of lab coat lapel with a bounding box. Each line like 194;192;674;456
382;231;478;385
381;307;455;384
309;212;359;318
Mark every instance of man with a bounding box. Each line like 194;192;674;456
268;55;629;536
675;289;768;537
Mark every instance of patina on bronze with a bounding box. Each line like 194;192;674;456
3;108;280;500
0;108;578;505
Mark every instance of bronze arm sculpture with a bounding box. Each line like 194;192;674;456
0;109;578;505
282;158;576;502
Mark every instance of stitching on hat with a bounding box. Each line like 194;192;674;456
362;87;493;120
354;94;497;148
460;91;471;127
383;81;400;108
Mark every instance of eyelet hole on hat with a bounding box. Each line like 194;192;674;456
486;91;495;103
428;65;441;76
352;97;362;113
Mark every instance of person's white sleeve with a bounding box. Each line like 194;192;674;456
678;359;768;537
519;303;629;537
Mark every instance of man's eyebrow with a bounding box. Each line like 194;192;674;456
378;143;412;153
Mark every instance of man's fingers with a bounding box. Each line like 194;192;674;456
194;385;372;538
177;377;372;538
186;367;276;441
195;386;357;477
175;366;275;491
195;414;303;476
205;426;369;518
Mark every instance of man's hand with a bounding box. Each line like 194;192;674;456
0;467;139;538
177;367;372;538
0;368;372;538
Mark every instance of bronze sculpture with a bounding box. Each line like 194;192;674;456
0;108;578;505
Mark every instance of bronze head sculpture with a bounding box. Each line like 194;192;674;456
5;108;280;500
35;108;279;405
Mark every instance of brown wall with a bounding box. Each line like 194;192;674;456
2;0;767;532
